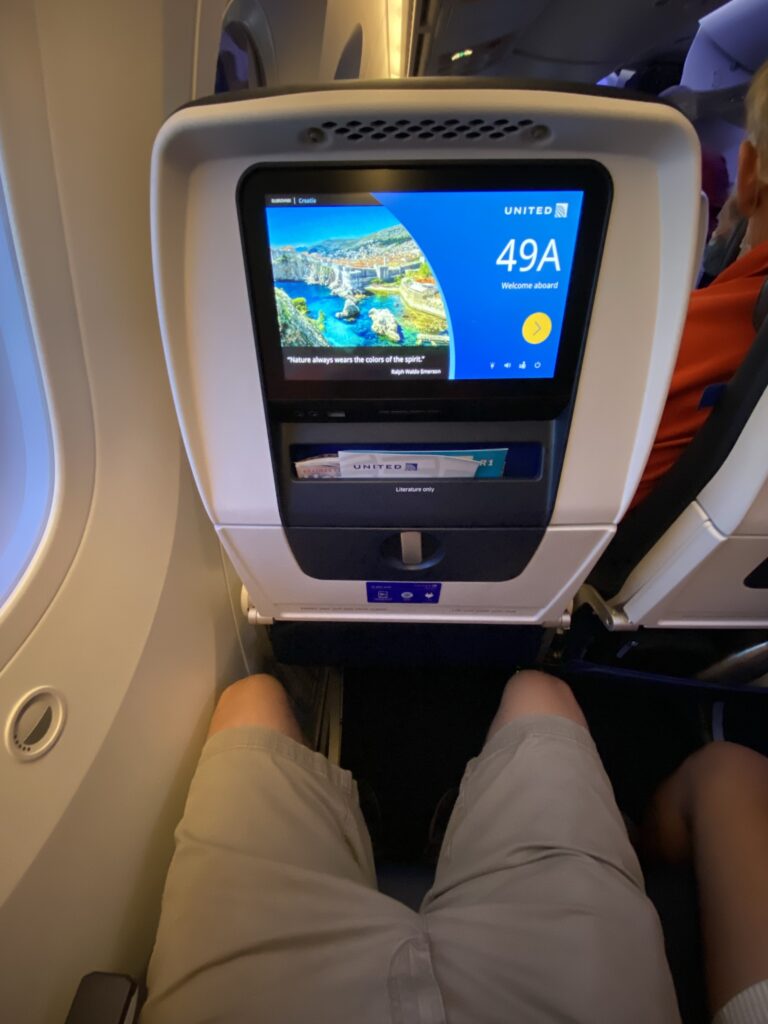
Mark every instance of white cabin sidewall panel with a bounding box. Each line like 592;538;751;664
0;1;248;1020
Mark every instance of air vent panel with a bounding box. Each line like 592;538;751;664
305;117;551;146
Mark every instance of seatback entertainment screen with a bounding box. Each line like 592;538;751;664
239;163;611;410
264;190;582;382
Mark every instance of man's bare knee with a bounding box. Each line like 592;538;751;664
488;670;588;739
643;741;768;865
683;741;768;809
208;674;304;744
689;740;768;776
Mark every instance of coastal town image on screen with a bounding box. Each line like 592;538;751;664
267;201;450;350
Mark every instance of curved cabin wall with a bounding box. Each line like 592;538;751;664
0;2;246;1020
0;1;385;1017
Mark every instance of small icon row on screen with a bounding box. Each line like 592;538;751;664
490;360;543;370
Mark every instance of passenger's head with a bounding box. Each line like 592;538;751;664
738;60;768;248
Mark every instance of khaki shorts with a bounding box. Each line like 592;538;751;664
142;715;682;1024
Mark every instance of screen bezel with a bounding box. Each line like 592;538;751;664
238;162;612;415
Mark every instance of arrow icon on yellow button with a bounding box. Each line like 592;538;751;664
522;312;553;344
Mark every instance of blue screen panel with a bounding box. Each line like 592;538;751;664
265;190;584;383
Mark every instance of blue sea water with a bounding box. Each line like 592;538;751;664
277;280;424;347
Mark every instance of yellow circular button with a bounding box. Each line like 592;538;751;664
522;312;552;345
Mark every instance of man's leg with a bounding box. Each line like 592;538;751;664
142;675;429;1024
643;741;768;1021
206;673;306;743
486;668;589;739
422;671;680;1024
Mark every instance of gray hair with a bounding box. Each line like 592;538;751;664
746;60;768;181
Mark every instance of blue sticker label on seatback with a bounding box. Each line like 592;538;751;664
366;582;442;604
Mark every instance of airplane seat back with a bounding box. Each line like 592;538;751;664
150;82;701;627
585;278;768;629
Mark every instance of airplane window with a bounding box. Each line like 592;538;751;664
334;24;364;81
215;19;266;94
0;179;54;607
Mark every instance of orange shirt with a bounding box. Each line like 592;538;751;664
633;241;768;508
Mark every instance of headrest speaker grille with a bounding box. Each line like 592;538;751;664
304;117;551;145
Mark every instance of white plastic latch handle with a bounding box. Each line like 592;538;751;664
400;531;423;566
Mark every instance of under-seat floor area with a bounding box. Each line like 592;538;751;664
341;666;507;863
340;665;768;862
